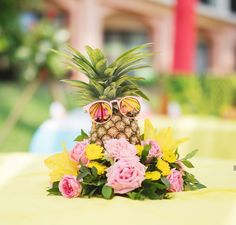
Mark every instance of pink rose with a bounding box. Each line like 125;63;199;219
59;175;82;198
167;169;183;192
70;140;89;165
143;140;163;159
106;158;146;194
104;138;137;161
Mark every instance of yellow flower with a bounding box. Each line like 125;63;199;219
145;171;161;181
87;162;107;175
156;158;171;176
85;144;104;160
135;145;144;156
162;150;177;163
144;119;157;141
44;149;78;183
144;119;188;156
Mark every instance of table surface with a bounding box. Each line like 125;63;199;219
0;153;236;225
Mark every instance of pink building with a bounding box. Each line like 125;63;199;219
49;0;236;75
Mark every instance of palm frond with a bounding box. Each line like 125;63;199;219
114;43;152;62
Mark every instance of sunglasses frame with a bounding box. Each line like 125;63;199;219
83;96;142;124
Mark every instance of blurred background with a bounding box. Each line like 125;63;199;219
0;0;236;159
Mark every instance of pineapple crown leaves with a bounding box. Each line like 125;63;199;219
59;43;152;107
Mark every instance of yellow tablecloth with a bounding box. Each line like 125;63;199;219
0;153;236;225
150;116;236;160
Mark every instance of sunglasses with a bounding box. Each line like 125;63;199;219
83;96;141;124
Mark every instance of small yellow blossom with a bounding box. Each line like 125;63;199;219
145;171;161;181
85;144;104;160
162;150;177;163
87;162;107;175
135;145;144;156
156;158;171;176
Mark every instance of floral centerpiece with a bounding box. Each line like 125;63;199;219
45;119;205;200
44;44;205;200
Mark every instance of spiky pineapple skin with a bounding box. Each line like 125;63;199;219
89;108;141;146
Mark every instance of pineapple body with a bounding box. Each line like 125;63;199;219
62;44;151;145
89;107;141;146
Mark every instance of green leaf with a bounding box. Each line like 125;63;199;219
47;181;61;196
47;189;61;196
182;149;198;160
91;167;98;177
77;165;91;180
89;80;104;96
195;183;207;189
114;75;145;87
183;171;206;191
141;144;151;163
186;172;195;183
68;45;94;68
74;129;89;142
96;179;106;186
153;182;167;190
102;185;113;199
61;79;89;88
52;181;60;189
95;48;106;61
95;58;107;74
77;170;91;180
161;177;170;189
182;160;194;168
140;134;144;141
127;192;145;200
85;46;97;65
118;64;150;77
88;188;97;198
113;43;152;62
71;57;97;78
104;66;117;77
135;89;150;101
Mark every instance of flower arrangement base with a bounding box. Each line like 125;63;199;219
45;119;206;200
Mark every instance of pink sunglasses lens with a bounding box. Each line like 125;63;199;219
119;97;141;117
89;102;112;123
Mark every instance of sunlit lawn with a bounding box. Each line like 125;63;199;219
0;82;52;152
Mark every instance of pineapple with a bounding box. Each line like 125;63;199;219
61;43;151;146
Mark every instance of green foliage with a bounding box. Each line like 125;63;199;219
44;140;205;200
200;76;233;115
74;129;89;142
77;165;91;180
15;20;68;81
160;177;171;189
0;0;24;80
0;83;53;152
163;75;236;116
183;171;206;191
78;165;108;198
140;180;168;200
140;144;151;163
164;75;204;114
61;44;152;106
182;149;198;160
127;192;145;200
181;160;194;168
102;185;113;199
47;181;61;196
